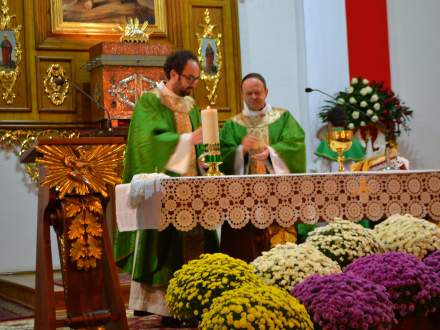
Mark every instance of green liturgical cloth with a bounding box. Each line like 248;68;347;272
315;138;366;162
113;92;218;287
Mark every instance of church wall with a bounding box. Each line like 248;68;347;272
387;0;440;169
0;151;60;272
237;0;310;164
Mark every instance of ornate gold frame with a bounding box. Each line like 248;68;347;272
50;0;167;37
0;0;22;104
196;9;223;105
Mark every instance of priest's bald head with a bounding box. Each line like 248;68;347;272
164;50;201;97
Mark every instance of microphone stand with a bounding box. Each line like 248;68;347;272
55;78;113;135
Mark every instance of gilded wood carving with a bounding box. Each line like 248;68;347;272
0;0;22;104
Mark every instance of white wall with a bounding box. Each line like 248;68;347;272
238;0;311;165
0;151;59;273
387;0;440;169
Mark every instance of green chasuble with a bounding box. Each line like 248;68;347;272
114;91;218;287
219;108;306;262
220;108;306;174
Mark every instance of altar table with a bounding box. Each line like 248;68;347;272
116;170;440;232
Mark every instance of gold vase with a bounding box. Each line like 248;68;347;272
328;129;353;172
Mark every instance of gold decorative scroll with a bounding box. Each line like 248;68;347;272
0;129;79;182
65;195;103;271
118;17;152;43
0;0;23;104
43;63;69;105
196;9;223;105
36;144;125;199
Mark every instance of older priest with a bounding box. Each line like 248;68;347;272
114;50;218;317
220;73;306;262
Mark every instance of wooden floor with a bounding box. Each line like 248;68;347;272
0;271;130;312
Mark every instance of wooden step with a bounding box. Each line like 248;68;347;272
0;272;130;311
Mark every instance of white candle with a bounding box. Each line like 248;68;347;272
201;107;219;144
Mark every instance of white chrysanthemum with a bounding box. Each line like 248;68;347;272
374;214;440;259
360;88;368;96
367;109;374;116
371;115;379;122
352;111;360;119
366;86;373;94
360;121;366;127
360;101;368;108
347;86;354;94
252;243;341;291
349;97;357;104
337;98;345;104
351;77;359;84
305;219;383;267
348;123;355;130
362;78;369;85
373;102;381;110
370;94;379;102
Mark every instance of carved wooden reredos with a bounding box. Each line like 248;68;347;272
0;0;242;131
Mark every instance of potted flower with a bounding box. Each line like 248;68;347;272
165;253;262;326
374;214;440;259
200;283;313;329
292;273;396;329
345;252;440;319
305;219;383;267
424;250;440;275
252;242;341;292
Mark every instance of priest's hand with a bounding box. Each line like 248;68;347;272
242;135;261;154
252;147;270;161
191;127;203;145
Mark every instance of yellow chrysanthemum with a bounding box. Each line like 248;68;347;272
200;284;313;330
166;253;262;326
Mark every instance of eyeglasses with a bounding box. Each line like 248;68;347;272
180;73;200;84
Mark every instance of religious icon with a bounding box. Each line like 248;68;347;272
0;31;16;71
62;0;155;24
49;0;166;36
201;38;218;75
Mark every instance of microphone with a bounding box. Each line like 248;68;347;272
305;86;367;118
305;87;339;101
54;77;113;134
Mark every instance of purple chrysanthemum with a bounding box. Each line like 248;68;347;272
345;252;440;318
424;250;440;275
292;273;396;330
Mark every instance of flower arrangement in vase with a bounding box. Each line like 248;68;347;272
251;242;341;291
200;283;313;329
319;77;413;150
292;273;396;329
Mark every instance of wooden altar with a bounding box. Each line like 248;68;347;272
21;137;127;330
116;171;440;232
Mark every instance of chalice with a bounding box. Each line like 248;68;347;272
328;129;353;172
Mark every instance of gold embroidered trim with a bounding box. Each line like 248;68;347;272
231;108;285;128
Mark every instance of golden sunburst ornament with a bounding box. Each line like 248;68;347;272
36;144;125;199
118;17;152;43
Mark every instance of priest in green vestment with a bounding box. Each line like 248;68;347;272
219;73;306;262
114;50;218;316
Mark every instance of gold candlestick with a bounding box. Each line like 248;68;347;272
199;143;224;176
328;129;353;172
